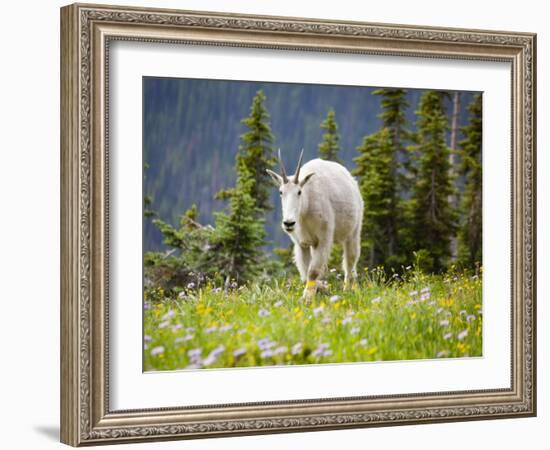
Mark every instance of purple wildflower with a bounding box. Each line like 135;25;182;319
257;338;274;350
313;305;324;316
260;349;274;358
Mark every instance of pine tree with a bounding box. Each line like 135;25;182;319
405;91;457;272
457;94;482;268
217;90;275;213
353;128;397;269
211;169;266;285
372;88;411;191
318;109;341;162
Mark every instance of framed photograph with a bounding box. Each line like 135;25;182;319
60;3;536;446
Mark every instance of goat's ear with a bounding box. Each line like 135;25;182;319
299;172;315;187
266;169;283;186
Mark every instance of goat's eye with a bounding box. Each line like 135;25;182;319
279;191;282;196
298;190;302;196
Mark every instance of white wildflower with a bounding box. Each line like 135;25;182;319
233;348;246;358
342;317;352;325
291;342;303;355
321;316;332;324
274;346;287;355
150;346;164;356
457;330;469;340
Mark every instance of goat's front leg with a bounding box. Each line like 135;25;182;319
302;240;331;302
293;245;311;282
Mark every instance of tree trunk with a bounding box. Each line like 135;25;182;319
448;92;461;260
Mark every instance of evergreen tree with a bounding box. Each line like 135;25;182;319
217;90;275;213
211;169;266;285
405;91;457;272
372;88;411;191
145;203;216;291
457;94;482;268
318;109;341;162
353;128;398;269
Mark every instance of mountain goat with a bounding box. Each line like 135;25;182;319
267;150;364;300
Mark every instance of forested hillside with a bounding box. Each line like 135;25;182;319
144;77;476;252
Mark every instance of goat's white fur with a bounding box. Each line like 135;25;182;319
268;154;363;299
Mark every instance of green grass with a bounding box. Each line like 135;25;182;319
143;268;482;371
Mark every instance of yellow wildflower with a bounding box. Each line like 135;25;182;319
457;342;469;354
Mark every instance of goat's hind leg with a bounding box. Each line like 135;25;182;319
343;230;360;289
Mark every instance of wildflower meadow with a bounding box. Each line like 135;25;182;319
143;80;483;372
143;268;482;371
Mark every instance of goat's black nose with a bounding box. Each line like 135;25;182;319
283;220;296;228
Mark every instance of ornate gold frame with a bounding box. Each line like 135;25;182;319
60;3;536;446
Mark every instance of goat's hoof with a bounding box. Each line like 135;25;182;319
302;281;317;302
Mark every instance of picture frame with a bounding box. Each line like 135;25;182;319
60;2;536;446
